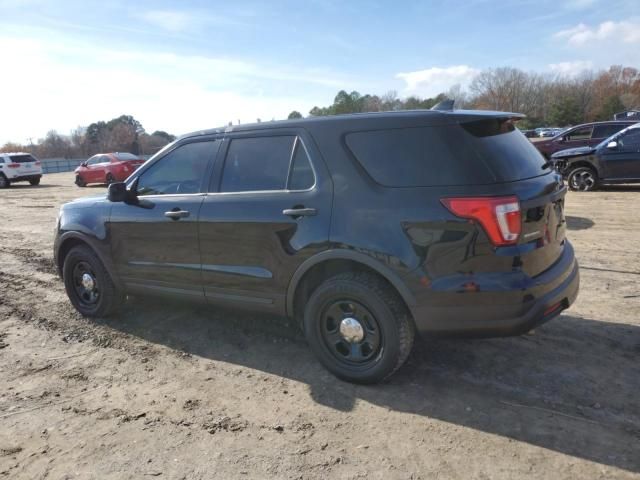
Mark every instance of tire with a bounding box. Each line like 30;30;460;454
75;175;86;187
29;178;40;186
62;245;123;317
567;166;598;192
303;271;415;384
0;174;8;189
105;173;114;185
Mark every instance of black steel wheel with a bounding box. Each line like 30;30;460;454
567;166;598;192
320;300;382;365
303;272;415;384
105;173;114;185
63;245;122;317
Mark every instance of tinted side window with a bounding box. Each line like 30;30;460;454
288;139;315;190
136;141;216;196
566;126;593;141
593;124;624;139
619;129;640;151
220;136;294;192
86;156;101;166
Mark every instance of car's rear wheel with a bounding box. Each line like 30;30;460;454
29;178;40;186
105;173;114;185
63;245;122;317
0;174;8;189
303;272;415;384
75;175;86;187
567;166;598;191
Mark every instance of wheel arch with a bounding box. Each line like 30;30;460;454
55;232;121;288
286;249;417;323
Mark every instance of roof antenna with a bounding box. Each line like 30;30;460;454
430;98;455;111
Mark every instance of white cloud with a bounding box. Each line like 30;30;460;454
139;10;193;33
0;34;344;144
554;20;640;46
395;65;480;98
548;60;594;76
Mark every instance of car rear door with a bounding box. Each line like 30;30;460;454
108;138;220;297
600;128;640;180
198;129;332;313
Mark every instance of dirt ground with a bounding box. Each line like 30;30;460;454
1;172;639;479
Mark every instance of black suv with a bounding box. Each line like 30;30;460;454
552;123;640;191
54;110;579;383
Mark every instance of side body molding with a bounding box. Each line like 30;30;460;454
285;249;417;318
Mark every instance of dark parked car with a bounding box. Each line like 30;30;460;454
552;123;640;191
75;152;145;187
54;110;579;383
534;121;636;158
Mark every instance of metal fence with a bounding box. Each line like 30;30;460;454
41;158;85;174
40;155;154;174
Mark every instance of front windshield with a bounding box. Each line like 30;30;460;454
595;125;640;150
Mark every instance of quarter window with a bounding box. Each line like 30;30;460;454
136;141;216;196
288;138;315;190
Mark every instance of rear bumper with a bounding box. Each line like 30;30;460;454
6;173;42;182
408;240;579;337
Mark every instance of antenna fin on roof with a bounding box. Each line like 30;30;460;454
430;98;455;111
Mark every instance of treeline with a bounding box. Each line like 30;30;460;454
295;65;640;129
1;115;175;159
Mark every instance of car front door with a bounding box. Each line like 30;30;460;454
562;125;594;149
108;138;219;298
600;128;640;180
83;155;102;182
198;130;332;313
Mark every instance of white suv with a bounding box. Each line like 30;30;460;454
0;152;43;188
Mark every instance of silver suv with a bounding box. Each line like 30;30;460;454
0;152;43;188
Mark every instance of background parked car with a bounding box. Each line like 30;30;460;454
551;123;640;191
534;121;637;158
75;152;145;187
0;152;43;188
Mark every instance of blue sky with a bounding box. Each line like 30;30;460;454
0;0;638;143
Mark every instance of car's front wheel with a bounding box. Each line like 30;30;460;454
303;272;415;384
567;166;598;191
63;245;122;317
29;178;40;186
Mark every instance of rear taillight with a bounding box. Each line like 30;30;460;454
7;163;20;168
441;196;521;246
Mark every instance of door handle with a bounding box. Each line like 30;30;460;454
164;209;190;220
282;207;317;218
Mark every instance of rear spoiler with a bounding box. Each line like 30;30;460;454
431;99;526;122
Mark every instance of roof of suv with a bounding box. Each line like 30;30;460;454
184;109;526;139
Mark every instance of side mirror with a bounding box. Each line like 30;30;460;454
606;141;618;149
107;182;127;202
81;161;87;167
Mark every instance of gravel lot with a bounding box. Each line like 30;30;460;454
1;172;639;479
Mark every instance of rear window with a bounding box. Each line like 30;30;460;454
9;154;37;163
344;119;549;187
113;152;139;161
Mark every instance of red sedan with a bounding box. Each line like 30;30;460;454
75;152;145;187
